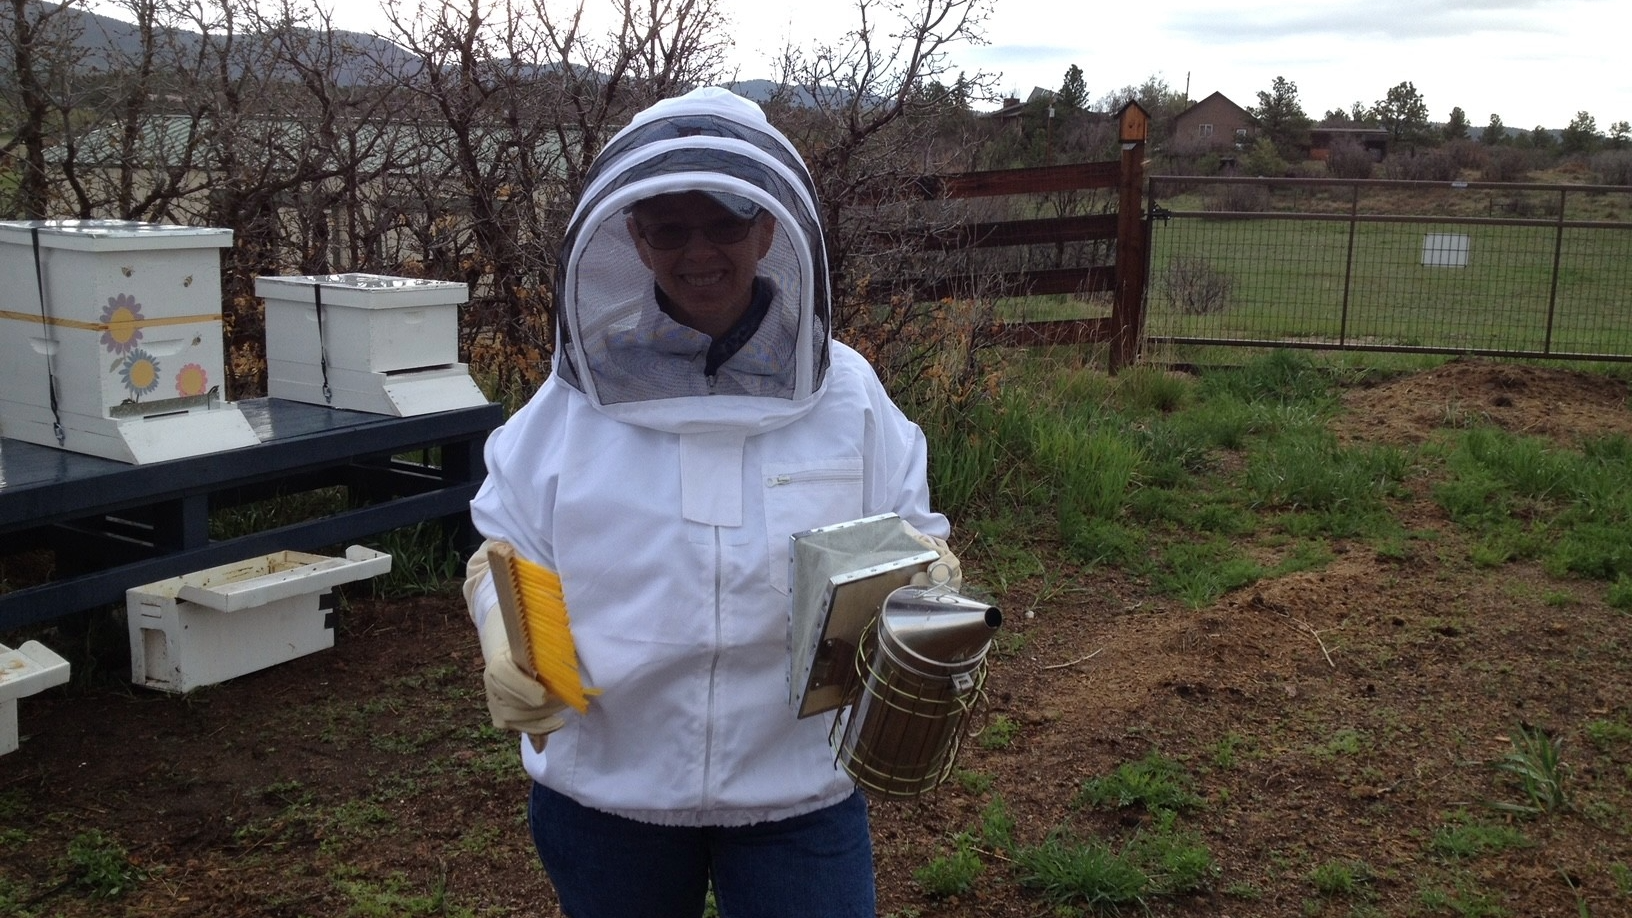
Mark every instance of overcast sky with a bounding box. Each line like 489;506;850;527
312;0;1623;130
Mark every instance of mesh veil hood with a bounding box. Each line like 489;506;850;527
553;87;832;434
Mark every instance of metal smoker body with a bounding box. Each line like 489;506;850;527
835;585;1001;797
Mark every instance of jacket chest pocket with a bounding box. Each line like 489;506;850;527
763;458;865;594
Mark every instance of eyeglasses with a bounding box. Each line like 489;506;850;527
634;216;757;251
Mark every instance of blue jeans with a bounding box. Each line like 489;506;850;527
527;783;875;918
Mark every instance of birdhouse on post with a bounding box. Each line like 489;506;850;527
1118;101;1149;144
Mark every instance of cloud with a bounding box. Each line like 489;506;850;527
1160;0;1565;42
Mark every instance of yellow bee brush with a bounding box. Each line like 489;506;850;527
486;541;600;716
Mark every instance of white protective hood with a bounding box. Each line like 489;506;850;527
552;87;832;438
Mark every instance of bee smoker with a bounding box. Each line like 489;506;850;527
788;513;1001;798
833;584;1001;798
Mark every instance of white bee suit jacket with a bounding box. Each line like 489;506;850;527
468;87;949;827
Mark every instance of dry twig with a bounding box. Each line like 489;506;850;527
1043;647;1103;670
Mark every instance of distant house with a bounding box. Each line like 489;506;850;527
985;88;1055;135
1171;91;1257;151
1307;127;1390;162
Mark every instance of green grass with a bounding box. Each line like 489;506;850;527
976;714;1020;750
1012;814;1216;909
925;350;1632;621
911;756;1217;912
1308;858;1374;898
914;840;984;898
65;830;146;900
1074;751;1203;814
1427;812;1531;860
330;866;473;918
1146;214;1632;357
1491;723;1570;816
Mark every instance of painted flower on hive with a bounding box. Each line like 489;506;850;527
120;348;162;399
100;294;144;354
174;363;210;397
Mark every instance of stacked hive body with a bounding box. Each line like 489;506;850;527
0;219;258;463
258;272;487;416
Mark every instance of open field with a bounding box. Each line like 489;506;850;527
1149;216;1632;356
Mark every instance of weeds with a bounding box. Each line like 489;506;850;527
1584;716;1632;749
66;830;146;900
1013;816;1216;909
976;714;1020;750
1074;751;1203;814
1308;858;1373;898
914;839;984;898
977;796;1016;850
912;757;1214;911
1210;731;1254;769
1491;723;1570;816
330;866;471;918
368;521;465;597
1427;813;1530;860
1610;862;1632;896
1014;831;1151;909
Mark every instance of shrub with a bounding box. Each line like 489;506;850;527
1590;150;1632;186
1202;181;1271;213
1483;146;1538;182
1324;136;1375;179
1240;138;1290;177
1160;254;1233;315
1381;150;1461;182
1441;139;1488;172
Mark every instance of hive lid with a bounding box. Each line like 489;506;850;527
256;272;469;309
0;219;232;251
130;547;393;613
0;640;71;700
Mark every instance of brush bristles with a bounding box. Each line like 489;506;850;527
488;542;600;713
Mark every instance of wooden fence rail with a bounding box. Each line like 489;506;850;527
883;102;1151;371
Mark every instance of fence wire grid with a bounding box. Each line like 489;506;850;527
1144;176;1632;362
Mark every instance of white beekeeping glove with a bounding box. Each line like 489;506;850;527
465;544;568;739
900;521;963;591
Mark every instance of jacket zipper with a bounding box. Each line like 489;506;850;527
701;525;723;809
765;467;859;488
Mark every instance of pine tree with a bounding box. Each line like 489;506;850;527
1443;107;1470;141
1057;65;1087;111
1251;76;1312;158
1372;81;1430;146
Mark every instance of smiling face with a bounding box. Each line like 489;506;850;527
628;192;777;339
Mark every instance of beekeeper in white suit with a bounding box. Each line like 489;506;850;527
465;86;957;917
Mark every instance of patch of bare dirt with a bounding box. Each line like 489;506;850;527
4;357;1631;917
1332;358;1632;446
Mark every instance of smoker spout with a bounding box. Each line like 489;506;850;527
879;587;1002;669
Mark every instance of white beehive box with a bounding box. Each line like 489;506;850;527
0;219;260;463
0;640;71;756
258;272;487;416
125;546;392;693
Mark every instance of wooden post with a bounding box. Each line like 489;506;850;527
1111;102;1149;373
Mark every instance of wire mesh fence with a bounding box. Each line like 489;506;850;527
1144;176;1632;361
